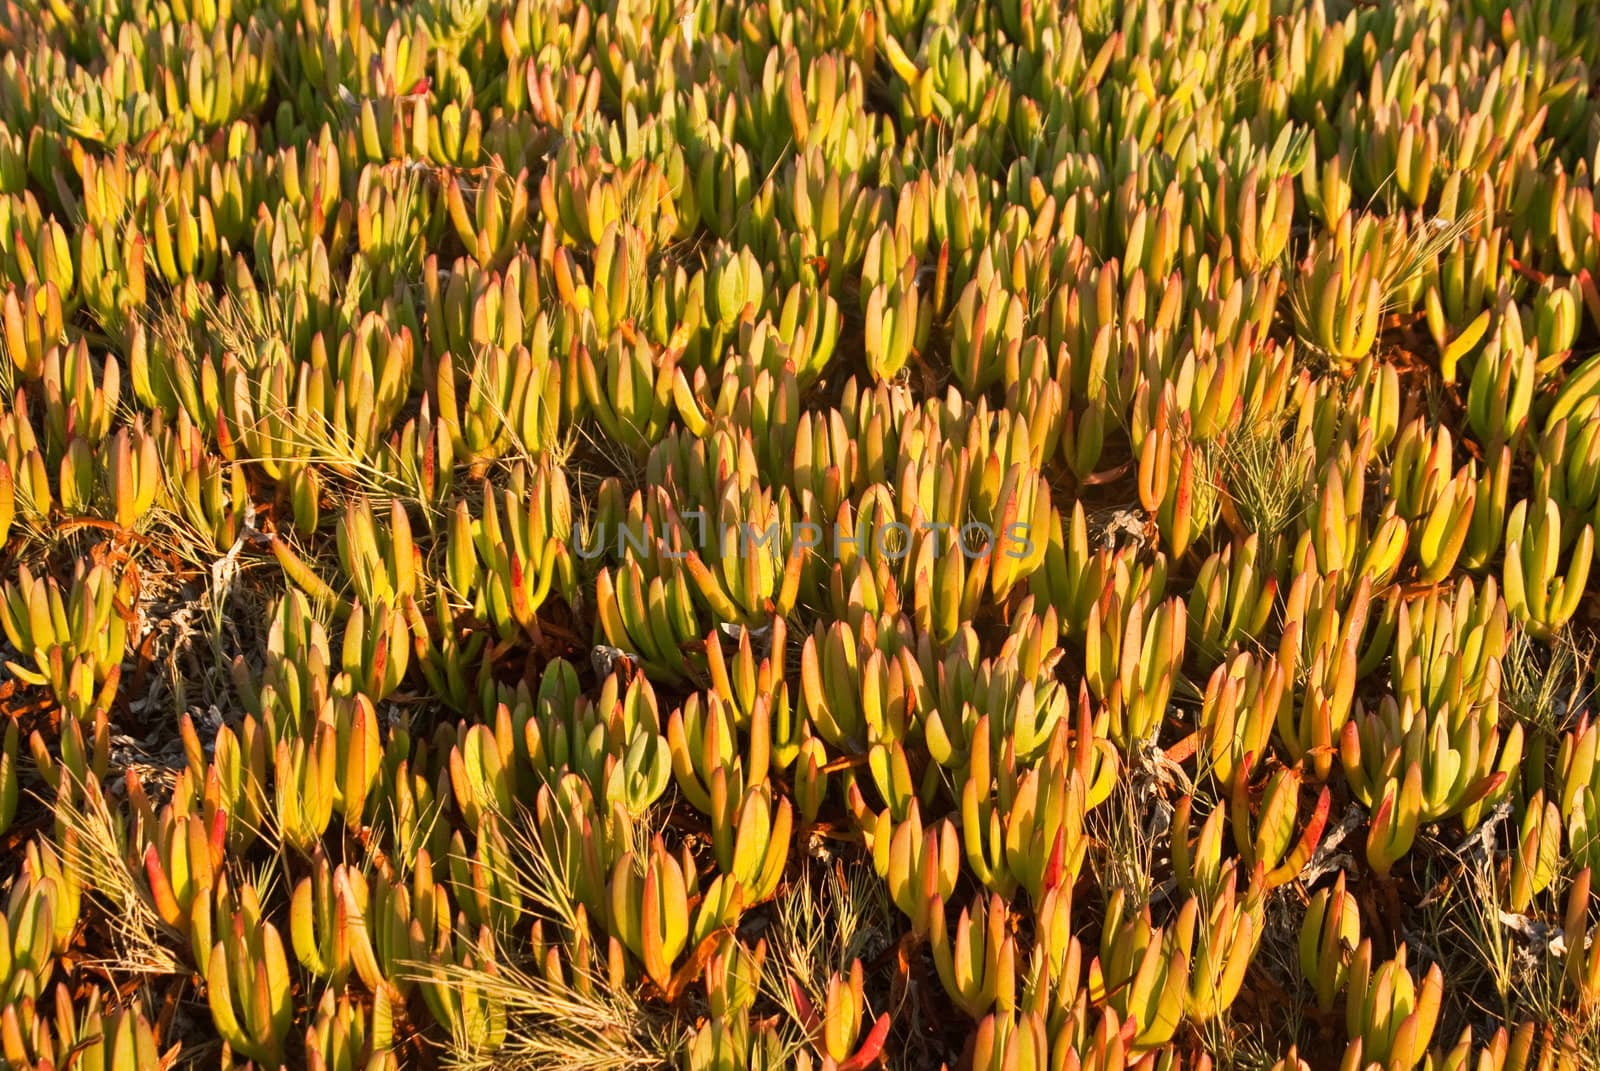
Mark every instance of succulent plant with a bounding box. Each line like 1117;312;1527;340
1301;872;1361;1013
450;812;525;935
1179;864;1263;1022
447;461;575;643
1230;754;1330;889
799;610;923;755
0;722;15;836
1198;649;1286;792
1342;694;1518;857
1187;535;1278;670
272;724;335;857
1344;941;1443;1071
0;842;78;1002
1290;211;1385;363
1088;889;1190;1052
1563;868;1600;1014
414;920;509;1054
1084;587;1186;754
0;984;161;1071
789;959;891;1071
202;885;294;1066
1503;493;1593;640
0;560;129;723
928;890;1017;1019
305;986;396;1071
290;849;354;987
870;801;960;938
1506;788;1562;913
5;0;1600;1064
609;835;740;994
135;802;224;938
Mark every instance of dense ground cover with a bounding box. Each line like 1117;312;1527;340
2;0;1600;1068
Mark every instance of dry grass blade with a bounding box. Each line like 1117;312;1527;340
392;803;681;1071
1215;422;1311;543
50;774;184;977
409;956;678;1071
1501;623;1596;743
1090;770;1167;912
1373;210;1481;316
761;856;889;1065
